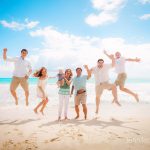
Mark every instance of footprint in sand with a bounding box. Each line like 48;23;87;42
50;137;60;142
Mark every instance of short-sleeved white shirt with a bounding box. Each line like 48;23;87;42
6;56;32;77
115;57;126;74
91;64;112;86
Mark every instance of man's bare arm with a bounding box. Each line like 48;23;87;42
126;58;141;62
84;65;91;80
3;48;7;60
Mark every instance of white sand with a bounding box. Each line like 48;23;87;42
0;84;150;150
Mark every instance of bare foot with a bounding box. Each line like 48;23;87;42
134;94;139;102
114;100;121;106
95;113;99;119
84;115;87;120
40;110;44;115
26;100;29;106
64;117;70;120
112;99;115;103
75;116;79;119
58;117;61;121
34;109;38;114
15;100;18;105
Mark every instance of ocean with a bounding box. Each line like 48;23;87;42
0;77;150;84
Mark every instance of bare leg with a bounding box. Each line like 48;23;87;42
111;84;121;106
75;105;79;119
34;100;44;114
95;96;100;114
10;90;18;105
120;86;139;102
40;98;48;115
25;91;29;106
82;104;87;120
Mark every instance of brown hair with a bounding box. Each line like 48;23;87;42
97;59;104;62
65;69;73;80
21;49;28;54
76;67;82;72
33;67;47;77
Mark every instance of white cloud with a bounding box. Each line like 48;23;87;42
28;26;150;78
0;18;39;31
139;14;150;20
85;0;126;26
139;0;150;4
1;26;150;78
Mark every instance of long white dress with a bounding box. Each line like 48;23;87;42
37;78;48;99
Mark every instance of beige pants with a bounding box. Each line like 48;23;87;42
75;92;87;105
10;76;29;91
115;73;127;87
95;82;112;98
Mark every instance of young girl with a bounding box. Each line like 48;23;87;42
33;67;49;115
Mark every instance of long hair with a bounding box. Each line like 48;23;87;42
65;69;73;80
33;67;47;77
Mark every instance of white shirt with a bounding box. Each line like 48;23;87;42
115;57;126;74
91;64;112;86
6;56;32;77
37;78;48;98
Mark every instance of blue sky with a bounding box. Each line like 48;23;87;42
0;0;150;77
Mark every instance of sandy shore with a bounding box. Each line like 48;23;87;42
0;103;150;150
0;83;150;150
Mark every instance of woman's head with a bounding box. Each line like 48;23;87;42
65;69;73;79
34;67;47;77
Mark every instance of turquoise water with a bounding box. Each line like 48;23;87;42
0;78;150;84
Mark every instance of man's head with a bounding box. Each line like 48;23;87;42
21;49;28;58
76;67;82;76
97;59;104;68
115;51;121;59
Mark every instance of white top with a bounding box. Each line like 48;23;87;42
6;56;32;77
115;57;126;74
37;78;48;98
91;64;112;86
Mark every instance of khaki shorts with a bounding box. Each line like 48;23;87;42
75;92;87;105
95;82;112;98
115;73;127;87
10;76;29;91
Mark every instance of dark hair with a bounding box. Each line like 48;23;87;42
65;69;73;80
97;59;104;63
76;67;82;72
33;67;47;77
21;49;28;54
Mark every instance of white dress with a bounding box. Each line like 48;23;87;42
37;78;48;98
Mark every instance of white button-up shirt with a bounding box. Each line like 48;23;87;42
91;64;112;86
6;56;32;77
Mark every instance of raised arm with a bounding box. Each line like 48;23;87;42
64;78;72;86
84;65;91;79
104;50;113;59
3;48;7;60
125;57;141;62
25;62;32;79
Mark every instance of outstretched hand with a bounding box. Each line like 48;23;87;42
84;65;88;70
135;57;141;62
103;50;107;55
109;54;114;59
3;48;7;53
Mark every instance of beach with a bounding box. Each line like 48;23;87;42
0;83;150;150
